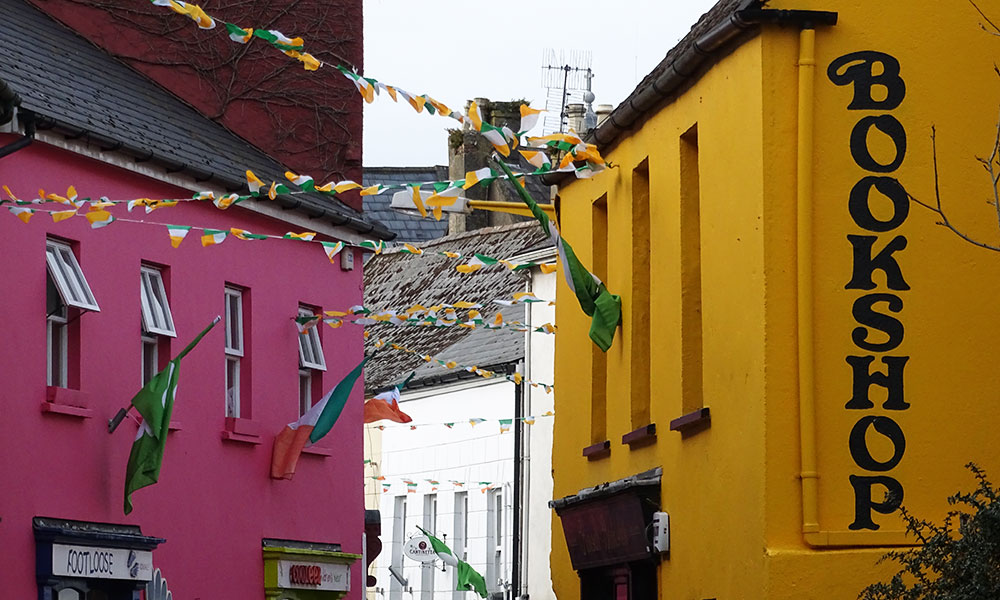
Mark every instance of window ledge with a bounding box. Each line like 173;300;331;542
46;386;90;408
669;407;711;434
302;445;334;457
40;402;93;419
582;440;611;460
224;417;261;436
221;430;262;445
622;423;656;448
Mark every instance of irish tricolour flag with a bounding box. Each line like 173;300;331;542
270;356;368;479
416;526;488;598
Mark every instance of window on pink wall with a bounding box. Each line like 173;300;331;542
297;304;327;416
140;264;175;385
45;238;99;389
225;285;250;418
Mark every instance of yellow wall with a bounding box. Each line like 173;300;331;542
553;2;1000;598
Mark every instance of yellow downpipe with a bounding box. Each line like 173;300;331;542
796;27;822;541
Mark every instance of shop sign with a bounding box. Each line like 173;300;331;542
52;544;153;581
403;536;438;563
276;560;350;591
828;50;910;531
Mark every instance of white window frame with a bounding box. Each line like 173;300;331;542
45;239;100;312
299;368;313;416
140;266;176;337
225;287;244;357
141;332;158;386
226;355;241;418
225;286;243;417
487;488;503;593
46;290;68;388
297;306;327;371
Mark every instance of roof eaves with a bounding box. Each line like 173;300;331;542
29;111;396;240
547;2;838;188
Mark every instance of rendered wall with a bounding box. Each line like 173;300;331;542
0;140;366;599
524;269;556;600
760;1;1000;597
554;1;1000;599
552;37;769;600
26;0;365;206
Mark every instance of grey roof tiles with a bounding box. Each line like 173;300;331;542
1;0;390;237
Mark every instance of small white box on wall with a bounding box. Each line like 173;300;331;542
652;511;670;554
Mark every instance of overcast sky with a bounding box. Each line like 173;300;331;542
362;0;719;167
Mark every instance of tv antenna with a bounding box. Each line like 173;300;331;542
541;49;593;135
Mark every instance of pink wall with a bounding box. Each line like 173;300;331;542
0;137;368;599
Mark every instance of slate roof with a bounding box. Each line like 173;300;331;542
0;0;392;238
362;166;450;242
363;220;550;392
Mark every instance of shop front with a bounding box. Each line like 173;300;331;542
33;517;163;600
262;538;361;600
550;469;661;600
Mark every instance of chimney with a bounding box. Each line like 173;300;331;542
596;104;614;127
566;103;586;135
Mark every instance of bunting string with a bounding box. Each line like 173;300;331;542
144;1;612;175
367;475;503;495
362;331;555;392
296;304;556;335
365;411;553;433
2;202;560;276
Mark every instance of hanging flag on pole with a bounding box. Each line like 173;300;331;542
121;316;220;514
271;356;369;479
416;526;488;598
493;157;621;351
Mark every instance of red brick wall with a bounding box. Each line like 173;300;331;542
29;0;364;210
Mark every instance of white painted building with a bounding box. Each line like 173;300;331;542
363;224;556;600
377;380;516;600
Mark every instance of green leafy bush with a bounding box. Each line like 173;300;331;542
859;463;1000;600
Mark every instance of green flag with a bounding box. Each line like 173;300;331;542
309;356;369;444
124;318;218;514
417;526;488;598
494;158;622;351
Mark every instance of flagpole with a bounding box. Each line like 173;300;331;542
108;315;221;433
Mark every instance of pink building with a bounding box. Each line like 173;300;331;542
0;2;392;599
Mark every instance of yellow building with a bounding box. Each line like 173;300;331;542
550;1;1000;598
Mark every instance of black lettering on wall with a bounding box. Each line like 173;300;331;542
849;415;906;471
845;355;910;410
827;51;906;111
850;115;907;173
846;235;910;291
848;177;909;232
852;293;904;352
849;475;904;530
